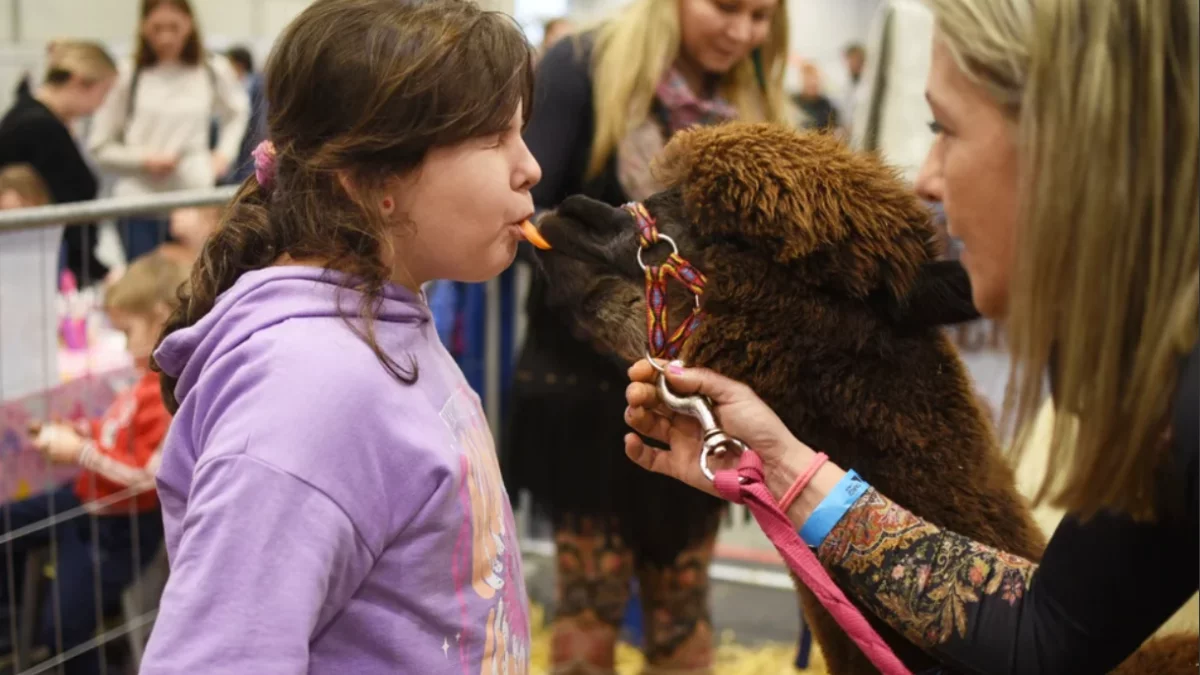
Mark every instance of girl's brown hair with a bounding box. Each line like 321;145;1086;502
136;0;204;67
153;0;534;412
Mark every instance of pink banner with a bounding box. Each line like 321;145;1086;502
0;370;135;502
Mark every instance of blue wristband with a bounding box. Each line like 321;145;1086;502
799;470;870;548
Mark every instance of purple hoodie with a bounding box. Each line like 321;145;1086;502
142;267;529;674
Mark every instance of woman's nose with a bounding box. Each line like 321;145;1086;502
914;141;944;204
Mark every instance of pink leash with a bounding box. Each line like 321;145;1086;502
712;450;912;675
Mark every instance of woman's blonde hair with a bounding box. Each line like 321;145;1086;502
586;0;789;179
926;0;1199;520
43;40;117;86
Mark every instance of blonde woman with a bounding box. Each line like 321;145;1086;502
0;41;117;283
625;0;1198;672
89;0;248;262
505;0;787;671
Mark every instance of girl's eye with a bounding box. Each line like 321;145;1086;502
928;120;946;135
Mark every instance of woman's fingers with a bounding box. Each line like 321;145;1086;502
625;381;659;408
627;360;748;406
627;359;660;384
624;405;672;444
623;433;679;480
624;433;718;498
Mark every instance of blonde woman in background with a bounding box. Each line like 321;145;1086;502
0;41;116;283
89;0;248;262
625;0;1198;671
503;0;787;671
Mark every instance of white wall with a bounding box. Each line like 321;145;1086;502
787;0;879;98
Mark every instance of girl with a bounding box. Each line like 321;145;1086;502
6;252;184;675
88;0;248;262
505;0;787;669
0;41;116;283
140;0;540;672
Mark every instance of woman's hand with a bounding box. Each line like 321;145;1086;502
623;360;814;497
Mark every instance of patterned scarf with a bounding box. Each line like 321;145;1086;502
617;65;739;201
654;66;738;135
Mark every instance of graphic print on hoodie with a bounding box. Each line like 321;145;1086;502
142;267;529;674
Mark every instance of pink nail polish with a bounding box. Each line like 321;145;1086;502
668;362;685;375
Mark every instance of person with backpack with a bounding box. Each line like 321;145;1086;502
89;0;248;263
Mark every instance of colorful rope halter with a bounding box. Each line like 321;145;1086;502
623;202;708;360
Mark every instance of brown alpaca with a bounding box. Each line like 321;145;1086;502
530;122;1198;674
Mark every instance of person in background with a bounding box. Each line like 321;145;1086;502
0;252;186;675
0;163;51;210
505;0;789;670
839;42;866;133
843;42;865;84
0;41;117;285
539;17;573;59
624;0;1197;672
89;0;248;262
791;59;839;131
223;46;267;184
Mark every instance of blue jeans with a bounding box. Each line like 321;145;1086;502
119;216;171;263
0;484;163;675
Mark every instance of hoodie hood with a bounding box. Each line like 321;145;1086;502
155;266;430;406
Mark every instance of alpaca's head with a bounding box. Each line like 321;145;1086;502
532;123;979;365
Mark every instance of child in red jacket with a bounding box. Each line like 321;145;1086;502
0;252;187;674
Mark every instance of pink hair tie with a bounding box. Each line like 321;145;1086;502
252;140;277;189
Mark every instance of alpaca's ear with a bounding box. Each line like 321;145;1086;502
885;260;981;327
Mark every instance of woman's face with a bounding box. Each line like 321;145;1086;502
678;0;778;75
142;3;194;63
914;34;1019;318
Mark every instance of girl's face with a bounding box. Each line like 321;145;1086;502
109;306;168;368
142;3;194;63
678;0;778;75
914;35;1019;318
389;104;541;288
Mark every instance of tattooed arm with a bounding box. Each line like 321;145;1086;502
807;346;1200;674
815;486;1197;674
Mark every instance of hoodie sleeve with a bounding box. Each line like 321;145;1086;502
139;454;376;674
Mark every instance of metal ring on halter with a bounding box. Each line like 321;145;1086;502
637;233;680;271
